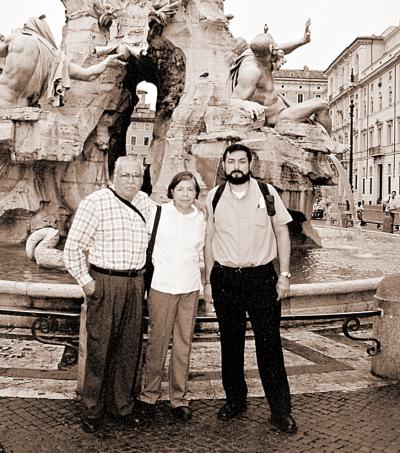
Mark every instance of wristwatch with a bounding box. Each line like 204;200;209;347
279;272;292;279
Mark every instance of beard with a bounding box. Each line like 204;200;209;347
226;170;251;185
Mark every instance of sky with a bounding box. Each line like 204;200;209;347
1;1;399;106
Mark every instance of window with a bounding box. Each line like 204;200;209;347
354;174;358;190
378;127;382;145
388;176;392;193
388;122;393;145
297;93;304;103
130;136;137;145
143;137;150;146
145;123;150;131
362;178;365;194
388;164;392;175
389;90;393;106
370;97;374;113
379;93;382;110
362;132;367;150
281;85;285;88
130;123;136;130
315;94;321;98
369;129;374;147
369;178;373;194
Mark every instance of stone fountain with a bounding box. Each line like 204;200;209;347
0;0;336;253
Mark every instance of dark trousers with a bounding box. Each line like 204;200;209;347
82;271;144;418
211;262;291;419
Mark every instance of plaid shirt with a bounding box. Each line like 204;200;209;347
64;188;155;287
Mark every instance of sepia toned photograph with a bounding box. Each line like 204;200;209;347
0;1;399;451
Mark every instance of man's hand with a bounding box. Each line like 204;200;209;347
276;275;290;301
303;18;311;44
83;280;96;297
203;283;213;305
241;100;265;121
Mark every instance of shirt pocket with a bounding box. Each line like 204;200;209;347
255;208;268;226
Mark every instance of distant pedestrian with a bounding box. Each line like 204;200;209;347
356;201;366;226
383;191;397;221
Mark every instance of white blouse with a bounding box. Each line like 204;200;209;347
151;202;206;294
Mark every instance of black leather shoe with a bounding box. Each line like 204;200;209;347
217;401;247;421
269;415;298;434
81;417;102;433
135;400;156;421
119;412;141;426
172;406;192;422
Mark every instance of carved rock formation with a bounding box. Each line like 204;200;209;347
0;0;335;247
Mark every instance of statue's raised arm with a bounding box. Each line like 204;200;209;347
278;18;311;55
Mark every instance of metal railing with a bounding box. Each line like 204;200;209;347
0;307;383;364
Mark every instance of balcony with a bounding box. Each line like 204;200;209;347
368;146;383;157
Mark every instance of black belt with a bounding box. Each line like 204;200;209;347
214;261;274;274
90;264;145;277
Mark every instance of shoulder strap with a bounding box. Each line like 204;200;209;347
212;183;226;221
257;181;276;216
212;180;276;217
108;188;146;223
147;205;162;259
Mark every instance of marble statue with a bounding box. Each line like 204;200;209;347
229;19;332;134
93;0;181;60
25;227;65;269
0;15;124;108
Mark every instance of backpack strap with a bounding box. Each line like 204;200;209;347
211;182;227;222
211;180;276;219
256;181;276;216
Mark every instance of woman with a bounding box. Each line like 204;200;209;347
137;171;206;421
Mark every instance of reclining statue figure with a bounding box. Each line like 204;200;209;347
0;15;124;108
229;19;332;134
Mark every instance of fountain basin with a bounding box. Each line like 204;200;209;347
0;276;382;328
0;225;397;327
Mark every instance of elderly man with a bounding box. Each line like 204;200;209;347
64;156;154;433
229;19;332;134
204;143;297;434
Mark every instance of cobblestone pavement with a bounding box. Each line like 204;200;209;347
1;385;400;453
1;325;400;452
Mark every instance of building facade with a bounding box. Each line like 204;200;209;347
325;26;400;204
126;89;155;164
274;66;328;104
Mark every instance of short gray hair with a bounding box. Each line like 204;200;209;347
113;156;143;178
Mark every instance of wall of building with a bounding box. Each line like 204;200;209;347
325;26;400;205
275;66;327;105
126;90;155;164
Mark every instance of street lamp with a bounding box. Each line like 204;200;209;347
349;98;354;191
